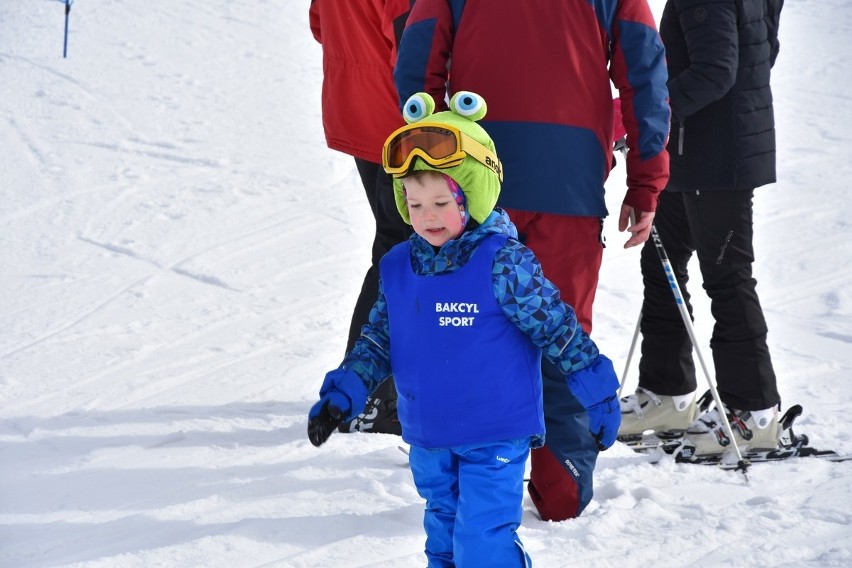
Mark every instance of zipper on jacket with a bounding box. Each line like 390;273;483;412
678;122;685;156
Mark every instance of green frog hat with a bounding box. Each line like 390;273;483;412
381;91;503;225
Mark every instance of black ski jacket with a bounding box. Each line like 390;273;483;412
662;0;784;191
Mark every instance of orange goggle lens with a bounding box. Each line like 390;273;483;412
385;126;460;169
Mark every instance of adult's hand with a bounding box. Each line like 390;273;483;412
619;205;655;249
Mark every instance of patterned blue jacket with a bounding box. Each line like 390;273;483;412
342;209;600;397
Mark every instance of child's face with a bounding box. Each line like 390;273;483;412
402;174;464;248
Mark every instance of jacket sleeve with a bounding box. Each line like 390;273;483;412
609;0;671;213
766;0;784;67
309;0;321;43
378;0;413;67
667;0;739;122
394;0;453;110
340;276;393;396
492;240;599;375
387;0;413;51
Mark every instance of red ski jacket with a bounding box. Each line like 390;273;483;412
309;0;411;164
395;0;671;216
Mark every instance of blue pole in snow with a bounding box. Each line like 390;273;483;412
63;0;72;58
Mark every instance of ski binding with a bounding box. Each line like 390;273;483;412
620;404;852;469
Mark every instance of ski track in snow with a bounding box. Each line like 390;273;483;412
2;1;851;567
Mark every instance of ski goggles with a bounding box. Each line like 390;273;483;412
382;122;503;182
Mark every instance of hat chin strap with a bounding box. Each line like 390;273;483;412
454;215;467;239
441;174;469;235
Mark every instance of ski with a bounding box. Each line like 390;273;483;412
622;404;852;469
618;433;682;454
677;446;852;470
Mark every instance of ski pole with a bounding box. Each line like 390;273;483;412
617;309;641;400
63;0;72;58
649;224;750;479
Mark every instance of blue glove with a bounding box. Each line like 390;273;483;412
586;396;621;451
566;355;621;451
307;368;369;447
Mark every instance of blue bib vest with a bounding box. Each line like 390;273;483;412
380;234;545;448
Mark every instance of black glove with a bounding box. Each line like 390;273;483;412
307;368;367;446
307;399;346;447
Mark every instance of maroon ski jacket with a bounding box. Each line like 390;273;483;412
395;0;671;216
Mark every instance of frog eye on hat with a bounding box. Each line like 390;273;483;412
403;93;436;124
449;91;487;121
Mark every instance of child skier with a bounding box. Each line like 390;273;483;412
307;92;621;567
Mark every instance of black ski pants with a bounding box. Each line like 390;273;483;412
348;158;412;352
637;189;781;411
